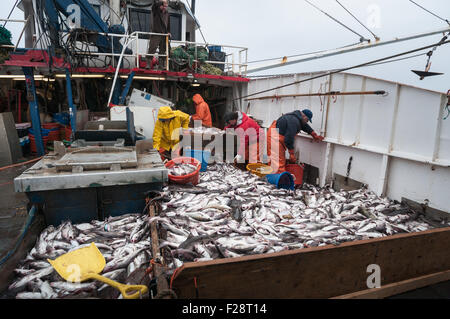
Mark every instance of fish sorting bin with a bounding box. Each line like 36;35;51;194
265;172;295;190
186;149;211;172
14;149;168;226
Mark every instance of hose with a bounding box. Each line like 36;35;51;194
0;157;43;172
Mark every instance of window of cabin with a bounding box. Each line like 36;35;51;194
129;8;152;34
169;13;182;41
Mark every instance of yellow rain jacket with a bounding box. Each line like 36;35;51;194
153;106;190;151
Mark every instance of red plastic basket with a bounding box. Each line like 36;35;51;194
43;123;61;142
165;157;202;185
63;126;72;140
29;134;49;154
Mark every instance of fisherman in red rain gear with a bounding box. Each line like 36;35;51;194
224;111;264;164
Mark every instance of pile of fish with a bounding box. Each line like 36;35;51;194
168;163;199;176
155;163;450;273
9;213;152;299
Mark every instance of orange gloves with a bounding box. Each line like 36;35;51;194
311;131;325;142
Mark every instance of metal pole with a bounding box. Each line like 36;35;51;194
18;90;22;123
136;33;140;69
65;69;77;135
166;35;169;71
247;26;450;74
23;67;44;156
119;72;135;105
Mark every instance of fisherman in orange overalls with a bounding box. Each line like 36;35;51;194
267;109;324;173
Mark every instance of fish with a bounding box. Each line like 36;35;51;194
50;281;98;292
11;212;154;299
168;163;198;176
9;267;54;292
12;162;446;299
103;248;146;273
39;280;57;299
16;292;43;299
154;162;447;276
178;233;218;250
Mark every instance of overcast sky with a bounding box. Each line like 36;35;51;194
193;0;450;93
3;0;449;93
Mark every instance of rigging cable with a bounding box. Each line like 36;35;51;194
357;52;427;68
234;38;450;101
248;53;428;79
3;0;20;27
303;0;369;43
335;0;380;41
408;0;450;25
246;41;362;64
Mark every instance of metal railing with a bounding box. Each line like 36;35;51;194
58;30;248;75
0;17;31;51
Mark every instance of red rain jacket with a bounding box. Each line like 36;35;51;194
224;112;263;156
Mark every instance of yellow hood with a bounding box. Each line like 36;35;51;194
158;106;175;120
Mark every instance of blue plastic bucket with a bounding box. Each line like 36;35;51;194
265;172;295;190
186;149;211;172
53;113;70;126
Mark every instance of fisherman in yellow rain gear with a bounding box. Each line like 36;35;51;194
153;106;190;160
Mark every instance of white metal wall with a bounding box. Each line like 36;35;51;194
246;72;450;213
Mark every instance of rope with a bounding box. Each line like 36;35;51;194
409;0;450;25
335;0;380;41
235;39;450;101
169;266;182;290
303;0;369;42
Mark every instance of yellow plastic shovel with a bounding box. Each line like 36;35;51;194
47;242;148;299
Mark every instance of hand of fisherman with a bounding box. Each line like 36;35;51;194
311;131;325;142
